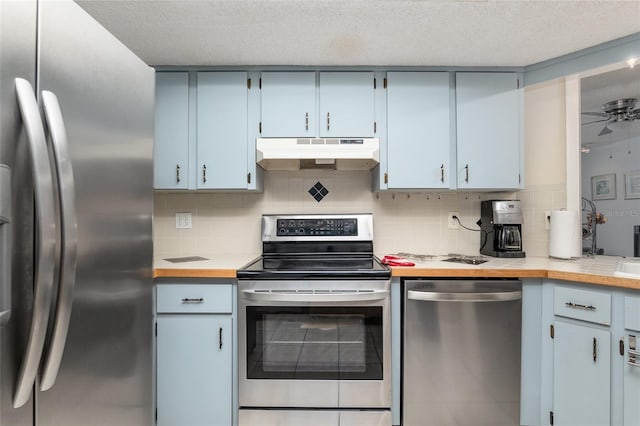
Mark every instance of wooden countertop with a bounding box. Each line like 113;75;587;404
153;254;258;279
153;254;640;290
389;255;640;290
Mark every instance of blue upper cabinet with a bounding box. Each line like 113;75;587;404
196;72;249;189
386;72;452;189
260;72;316;137
319;72;375;137
155;72;190;189
456;72;523;190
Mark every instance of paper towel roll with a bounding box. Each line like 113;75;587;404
549;210;581;259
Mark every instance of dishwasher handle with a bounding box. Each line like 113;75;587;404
408;288;521;302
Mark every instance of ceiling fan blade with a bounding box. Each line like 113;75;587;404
598;125;613;136
581;112;609;117
582;118;610;125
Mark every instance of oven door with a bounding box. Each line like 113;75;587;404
238;279;391;409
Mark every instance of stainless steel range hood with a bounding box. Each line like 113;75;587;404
256;138;380;170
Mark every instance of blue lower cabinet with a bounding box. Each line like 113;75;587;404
155;283;236;425
624;295;640;426
156;315;232;426
553;320;611;426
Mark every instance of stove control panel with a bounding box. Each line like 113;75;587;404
276;218;358;236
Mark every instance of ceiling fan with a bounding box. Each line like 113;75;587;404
581;98;640;136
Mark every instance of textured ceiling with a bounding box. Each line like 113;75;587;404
76;0;640;67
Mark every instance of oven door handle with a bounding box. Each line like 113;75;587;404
241;289;389;303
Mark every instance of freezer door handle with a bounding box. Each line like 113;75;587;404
13;78;57;408
408;288;522;302
0;165;11;324
39;91;79;391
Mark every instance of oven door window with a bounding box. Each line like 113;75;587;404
246;306;383;380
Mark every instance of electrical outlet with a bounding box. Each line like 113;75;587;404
448;212;460;230
175;212;192;229
544;210;551;230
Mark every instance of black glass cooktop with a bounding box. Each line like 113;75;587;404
237;255;391;280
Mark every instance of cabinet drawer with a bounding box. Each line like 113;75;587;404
156;284;232;314
554;286;611;325
625;295;640;331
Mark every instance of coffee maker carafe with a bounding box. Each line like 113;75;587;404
480;200;526;258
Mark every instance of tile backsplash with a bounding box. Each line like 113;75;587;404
153;170;566;259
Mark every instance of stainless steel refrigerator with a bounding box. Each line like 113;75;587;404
0;1;154;425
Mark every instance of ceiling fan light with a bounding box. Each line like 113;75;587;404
608;120;629;131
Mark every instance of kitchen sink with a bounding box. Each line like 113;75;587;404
614;259;640;279
442;256;488;265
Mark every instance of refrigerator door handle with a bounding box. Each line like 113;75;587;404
0;165;11;324
39;90;78;391
13;78;57;408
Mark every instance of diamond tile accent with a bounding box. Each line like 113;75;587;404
308;181;329;202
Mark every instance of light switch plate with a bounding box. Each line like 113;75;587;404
175;212;192;229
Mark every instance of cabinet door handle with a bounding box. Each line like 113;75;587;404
202;164;207;183
565;302;596;311
440;164;445;183
218;327;223;350
326;112;330;132
593;337;597;362
181;298;204;304
176;164;181;184
464;164;469;183
305;112;309;131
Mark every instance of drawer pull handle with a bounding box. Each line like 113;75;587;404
628;359;640;368
218;327;223;350
629;349;640;356
181;298;204;304
593;337;597;362
565;302;596;311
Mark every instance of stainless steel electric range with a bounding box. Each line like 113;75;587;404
237;214;392;426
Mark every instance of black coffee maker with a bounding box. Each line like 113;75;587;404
479;200;525;258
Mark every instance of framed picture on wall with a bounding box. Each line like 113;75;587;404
624;170;640;199
591;173;616;200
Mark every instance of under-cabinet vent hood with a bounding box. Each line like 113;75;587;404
256;138;380;170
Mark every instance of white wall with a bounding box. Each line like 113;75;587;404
581;133;640;256
153;78;569;260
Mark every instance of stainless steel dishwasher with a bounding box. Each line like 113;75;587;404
402;280;522;426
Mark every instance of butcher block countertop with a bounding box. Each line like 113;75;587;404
154;254;259;279
389;255;640;290
153;254;639;290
